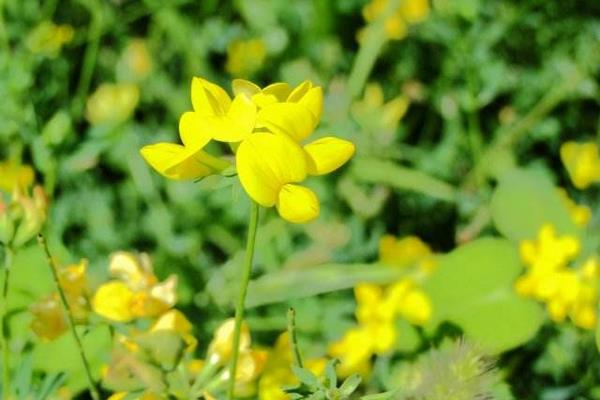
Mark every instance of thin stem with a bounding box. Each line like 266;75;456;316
226;201;260;400
72;0;103;119
287;308;304;368
37;235;100;400
346;0;401;102
1;246;13;400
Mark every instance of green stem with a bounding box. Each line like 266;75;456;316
72;0;103;119
226;201;260;400
0;0;9;55
190;358;221;395
287;308;303;369
1;246;13;400
346;0;401;101
37;235;100;400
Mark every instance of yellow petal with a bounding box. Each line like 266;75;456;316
191;77;231;116
297;86;323;122
92;281;134;322
258;103;316;142
232;79;261;98
140;143;223;180
262;82;291;102
179;112;212;149
208;318;251;364
216;94;257;142
236;133;307;206
287;80;313;102
151;309;192;334
109;251;147;290
276;183;319;223
304;137;355;175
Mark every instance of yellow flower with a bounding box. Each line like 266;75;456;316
140;112;230;181
86;83;140;125
141;77;355;223
26;21;74;56
379;234;436;273
0;184;48;247
151;309;197;351
29;294;68;340
226;38;267;78
560;141;600;189
360;0;430;41
259;333;327;400
92;251;177;322
207;318;251;364
0;161;34;192
515;223;599;329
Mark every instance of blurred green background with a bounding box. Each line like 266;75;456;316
1;0;600;398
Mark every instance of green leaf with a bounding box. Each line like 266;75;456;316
291;365;321;389
244;264;409;308
338;374;362;397
32;325;111;392
490;168;578;242
423;238;544;353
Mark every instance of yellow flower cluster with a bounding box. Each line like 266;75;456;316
92;251;177;322
515;224;599;329
258;333;326;400
226;38;267;78
26;21;74;57
0;183;48;248
329;235;433;376
360;0;430;41
560;141;600;189
141;77;355;223
30;260;89;340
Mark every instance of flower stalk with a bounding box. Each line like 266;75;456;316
227;201;260;400
1;245;13;400
287;307;304;368
37;235;100;400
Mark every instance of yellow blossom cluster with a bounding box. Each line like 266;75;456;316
258;333;326;400
140;77;355;223
226;38;267;78
359;0;430;41
86;83;140;125
560;141;600;189
515;224;599;329
328;235;434;376
92;251;177;322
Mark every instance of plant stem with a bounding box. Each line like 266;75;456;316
1;246;13;400
287;308;304;368
346;0;401;102
37;235;100;400
226;201;260;400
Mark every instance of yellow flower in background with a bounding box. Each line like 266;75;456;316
226;38;267;78
151;309;197;351
26;21;74;57
0;161;34;192
86;83;140;125
379;234;436;273
560;141;600;189
0;184;48;247
29;294;68;340
515;224;599;329
556;188;592;227
207;318;251;364
259;333;327;400
92;251;177;322
360;0;430;41
119;39;153;81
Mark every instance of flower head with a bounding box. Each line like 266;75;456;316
560;141;600;189
359;0;430;41
140;77;355;223
86;83;139;125
226;38;267;78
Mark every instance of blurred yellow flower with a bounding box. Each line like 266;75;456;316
515;224;598;329
0;184;48;247
119;39;153;80
259;333;327;400
151;309;197;351
207;318;251;365
560;141;600;189
85;83;140;125
0;161;34;192
360;0;430;41
226;38;267;78
379;234;436;273
29;294;68;340
92;251;177;322
26;21;74;56
556;188;592;227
